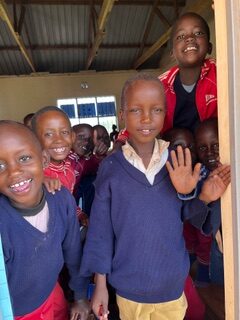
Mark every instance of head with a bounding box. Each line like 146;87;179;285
0;121;48;209
195;118;219;171
170;12;212;68
72;123;94;157
32;106;75;164
92;125;111;150
112;124;117;131
23;113;35;128
120;73;166;151
163;127;197;164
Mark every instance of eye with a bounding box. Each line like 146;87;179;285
195;31;205;36
212;143;219;150
198;146;207;152
152;107;164;114
44;132;53;137
19;155;32;162
0;162;6;172
129;107;141;114
62;130;70;136
176;34;185;40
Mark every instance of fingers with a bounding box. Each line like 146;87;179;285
193;162;201;180
170;146;192;168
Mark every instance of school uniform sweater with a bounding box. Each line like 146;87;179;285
80;150;211;303
0;187;88;316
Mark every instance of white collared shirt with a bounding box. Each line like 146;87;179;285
122;139;169;185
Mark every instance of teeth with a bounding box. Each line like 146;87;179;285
184;46;197;52
54;147;65;153
10;179;32;189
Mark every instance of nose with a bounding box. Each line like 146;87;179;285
8;161;22;177
141;111;152;123
185;35;195;43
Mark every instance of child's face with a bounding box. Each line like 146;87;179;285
121;80;165;148
93;127;111;149
195;125;219;171
171;15;212;68
0;124;45;209
35;111;74;164
167;129;197;165
73;126;94;157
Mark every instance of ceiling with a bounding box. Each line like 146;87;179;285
0;0;211;76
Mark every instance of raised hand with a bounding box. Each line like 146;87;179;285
199;164;231;203
166;146;201;194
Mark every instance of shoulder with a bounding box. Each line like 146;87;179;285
159;65;179;84
45;186;76;208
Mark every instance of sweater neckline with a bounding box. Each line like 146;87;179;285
2;189;56;238
113;150;169;186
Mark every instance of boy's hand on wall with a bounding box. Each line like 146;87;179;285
166;146;201;194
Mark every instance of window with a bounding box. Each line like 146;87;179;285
57;96;118;134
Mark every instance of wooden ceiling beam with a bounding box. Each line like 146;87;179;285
0;43;156;50
4;0;186;6
85;0;115;70
137;0;159;58
134;0;212;69
154;7;171;29
0;0;36;72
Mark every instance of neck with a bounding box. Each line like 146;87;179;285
179;65;201;85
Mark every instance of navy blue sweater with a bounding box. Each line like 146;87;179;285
80;150;211;303
0;187;88;316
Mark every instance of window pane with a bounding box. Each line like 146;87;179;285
60;104;75;118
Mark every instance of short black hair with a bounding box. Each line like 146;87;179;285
120;73;165;110
170;12;210;48
72;123;93;133
0;120;42;151
23;113;35;126
31;106;71;132
194;117;218;136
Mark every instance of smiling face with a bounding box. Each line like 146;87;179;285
171;13;212;68
0;122;45;209
195;119;219;171
35;110;74;164
120;79;166;152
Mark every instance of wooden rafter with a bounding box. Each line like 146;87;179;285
4;0;186;6
0;0;35;71
137;0;159;58
134;0;212;69
154;7;171;29
85;0;116;70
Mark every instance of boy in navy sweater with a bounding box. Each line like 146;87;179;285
80;74;230;320
0;121;90;319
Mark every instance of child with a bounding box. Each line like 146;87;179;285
80;74;230;320
115;12;217;147
0;121;90;319
70;124;107;216
31;106;76;194
164;127;213;287
195;118;225;285
92;125;111;157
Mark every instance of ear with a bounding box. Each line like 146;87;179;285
71;131;76;143
119;109;124;122
208;42;213;55
42;150;50;169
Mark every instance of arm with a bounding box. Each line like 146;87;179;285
91;274;109;320
166;146;201;194
60;190;90;319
